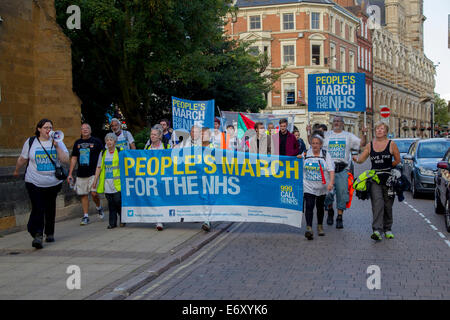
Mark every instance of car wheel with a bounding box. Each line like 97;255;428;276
445;199;450;233
435;189;445;214
411;176;419;199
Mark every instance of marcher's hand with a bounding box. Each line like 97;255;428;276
297;154;303;159
327;183;334;192
13;169;20;178
352;155;358;163
361;127;368;134
306;125;312;132
67;175;73;184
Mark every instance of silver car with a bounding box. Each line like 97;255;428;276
403;138;450;198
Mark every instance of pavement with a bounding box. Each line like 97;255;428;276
0;210;231;300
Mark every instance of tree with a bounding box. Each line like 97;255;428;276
434;93;450;129
55;0;277;133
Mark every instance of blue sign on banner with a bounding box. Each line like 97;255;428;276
119;148;303;228
172;97;215;133
308;73;366;112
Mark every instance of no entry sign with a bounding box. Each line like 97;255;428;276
380;107;390;118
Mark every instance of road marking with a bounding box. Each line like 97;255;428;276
406;202;449;249
403;201;408;204
131;222;244;300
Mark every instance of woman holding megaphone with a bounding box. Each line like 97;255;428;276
14;119;69;249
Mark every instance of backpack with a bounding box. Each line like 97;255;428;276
24;136;37;177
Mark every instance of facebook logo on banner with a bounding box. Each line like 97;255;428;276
169;210;176;217
127;210;134;217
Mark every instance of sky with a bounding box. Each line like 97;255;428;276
423;0;450;102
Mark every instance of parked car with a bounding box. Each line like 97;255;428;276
403;138;450;198
392;138;419;162
434;147;450;232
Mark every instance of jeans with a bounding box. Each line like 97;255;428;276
325;169;349;211
26;182;62;237
304;193;326;227
105;192;122;227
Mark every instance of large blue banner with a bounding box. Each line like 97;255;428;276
308;73;366;112
172;97;215;133
119;148;303;228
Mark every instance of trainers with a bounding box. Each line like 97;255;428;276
317;225;325;236
45;235;55;243
107;225;116;229
32;234;43;249
336;215;343;229
97;208;104;220
327;208;334;225
80;216;89;225
202;222;211;232
371;231;382;241
120;223;126;228
385;231;394;239
305;226;314;240
156;223;164;231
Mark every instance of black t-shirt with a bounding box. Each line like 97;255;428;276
72;137;104;177
279;132;288;156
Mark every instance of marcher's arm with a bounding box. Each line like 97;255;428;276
13;156;28;177
54;142;69;164
390;141;401;167
130;142;136;150
92;166;101;189
68;156;77;181
352;144;370;164
327;171;335;191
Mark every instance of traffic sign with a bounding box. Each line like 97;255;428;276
380;107;390;118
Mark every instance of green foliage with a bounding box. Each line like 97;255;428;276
55;0;277;133
434;93;450;128
134;127;150;149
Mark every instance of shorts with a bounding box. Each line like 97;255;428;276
75;176;96;195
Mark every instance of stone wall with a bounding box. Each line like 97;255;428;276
0;166;106;235
0;0;81;167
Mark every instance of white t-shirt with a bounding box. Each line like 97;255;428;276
303;149;335;195
212;131;223;148
323;130;361;164
115;130;134;150
97;150;118;194
21;138;69;188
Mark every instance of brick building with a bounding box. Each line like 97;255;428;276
226;0;362;141
0;0;81;167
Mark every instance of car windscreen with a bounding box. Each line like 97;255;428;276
394;140;415;153
417;141;450;159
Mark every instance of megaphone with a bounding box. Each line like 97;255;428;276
49;130;64;142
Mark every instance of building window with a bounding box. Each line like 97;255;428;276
340;21;344;37
349;26;354;42
331;43;336;69
312;45;321;65
249;15;261;30
282;45;295;65
358;46;361;68
284;83;296;105
365;48;368;70
362;48;365;70
360;19;364;37
248;46;259;56
311;12;320;30
368;51;371;71
330;16;335;33
283;13;294;30
349;52;354;72
340;48;345;72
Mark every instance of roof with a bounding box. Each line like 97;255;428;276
236;0;335;7
235;0;360;23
